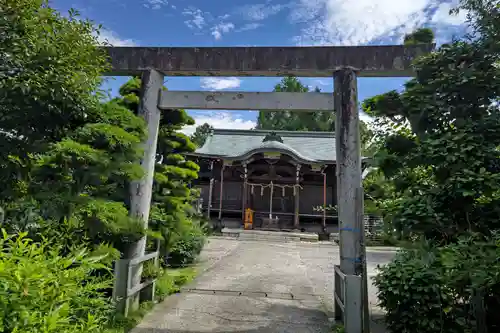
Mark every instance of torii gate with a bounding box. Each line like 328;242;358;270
104;45;432;333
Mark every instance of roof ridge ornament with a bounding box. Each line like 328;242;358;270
262;131;283;143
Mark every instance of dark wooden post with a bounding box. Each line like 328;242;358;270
218;162;226;220
241;163;248;224
207;160;214;219
294;164;301;229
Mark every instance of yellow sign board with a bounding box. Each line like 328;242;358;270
244;208;254;230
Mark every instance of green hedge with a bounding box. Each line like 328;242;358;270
374;235;500;333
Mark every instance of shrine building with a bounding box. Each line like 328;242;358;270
190;129;367;233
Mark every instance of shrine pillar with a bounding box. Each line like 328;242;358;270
207;160;214;219
241;163;248;224
218;161;227;220
293;164;301;229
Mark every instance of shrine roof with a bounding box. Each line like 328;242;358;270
192;129;338;164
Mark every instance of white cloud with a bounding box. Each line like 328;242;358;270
359;109;374;123
96;30;136;46
290;0;468;46
432;1;467;25
143;0;168;10
239;3;288;21
292;0;430;46
211;22;235;40
200;77;242;90
181;112;256;136
236;23;263;32
183;7;208;30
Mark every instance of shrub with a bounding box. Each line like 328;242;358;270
0;230;114;333
373;247;461;333
440;234;500;332
167;223;205;268
375;236;500;333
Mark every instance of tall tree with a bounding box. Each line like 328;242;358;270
362;2;500;242
0;0;108;202
0;0;148;254
403;27;435;45
190;122;214;147
256;77;333;131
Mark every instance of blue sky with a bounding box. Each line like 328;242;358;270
52;0;467;134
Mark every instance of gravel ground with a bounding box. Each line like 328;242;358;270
132;238;396;333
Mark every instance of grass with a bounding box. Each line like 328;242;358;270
106;301;155;333
331;324;345;333
155;266;197;302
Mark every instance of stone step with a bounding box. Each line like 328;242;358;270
221;228;319;243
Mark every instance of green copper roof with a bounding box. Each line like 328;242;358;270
193;129;337;163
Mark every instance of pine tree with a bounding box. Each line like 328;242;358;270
115;78;203;266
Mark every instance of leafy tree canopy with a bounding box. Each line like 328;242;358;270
362;0;500;242
0;0;148;254
190;123;214;147
256;77;333;131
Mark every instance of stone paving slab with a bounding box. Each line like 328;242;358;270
132;238;394;333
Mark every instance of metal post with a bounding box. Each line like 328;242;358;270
334;68;364;333
126;69;164;313
322;167;327;229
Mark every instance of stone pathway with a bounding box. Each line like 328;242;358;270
132;238;394;333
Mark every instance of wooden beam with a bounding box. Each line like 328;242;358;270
102;44;434;77
159;91;334;111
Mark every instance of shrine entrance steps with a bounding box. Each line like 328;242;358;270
221;228;320;243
